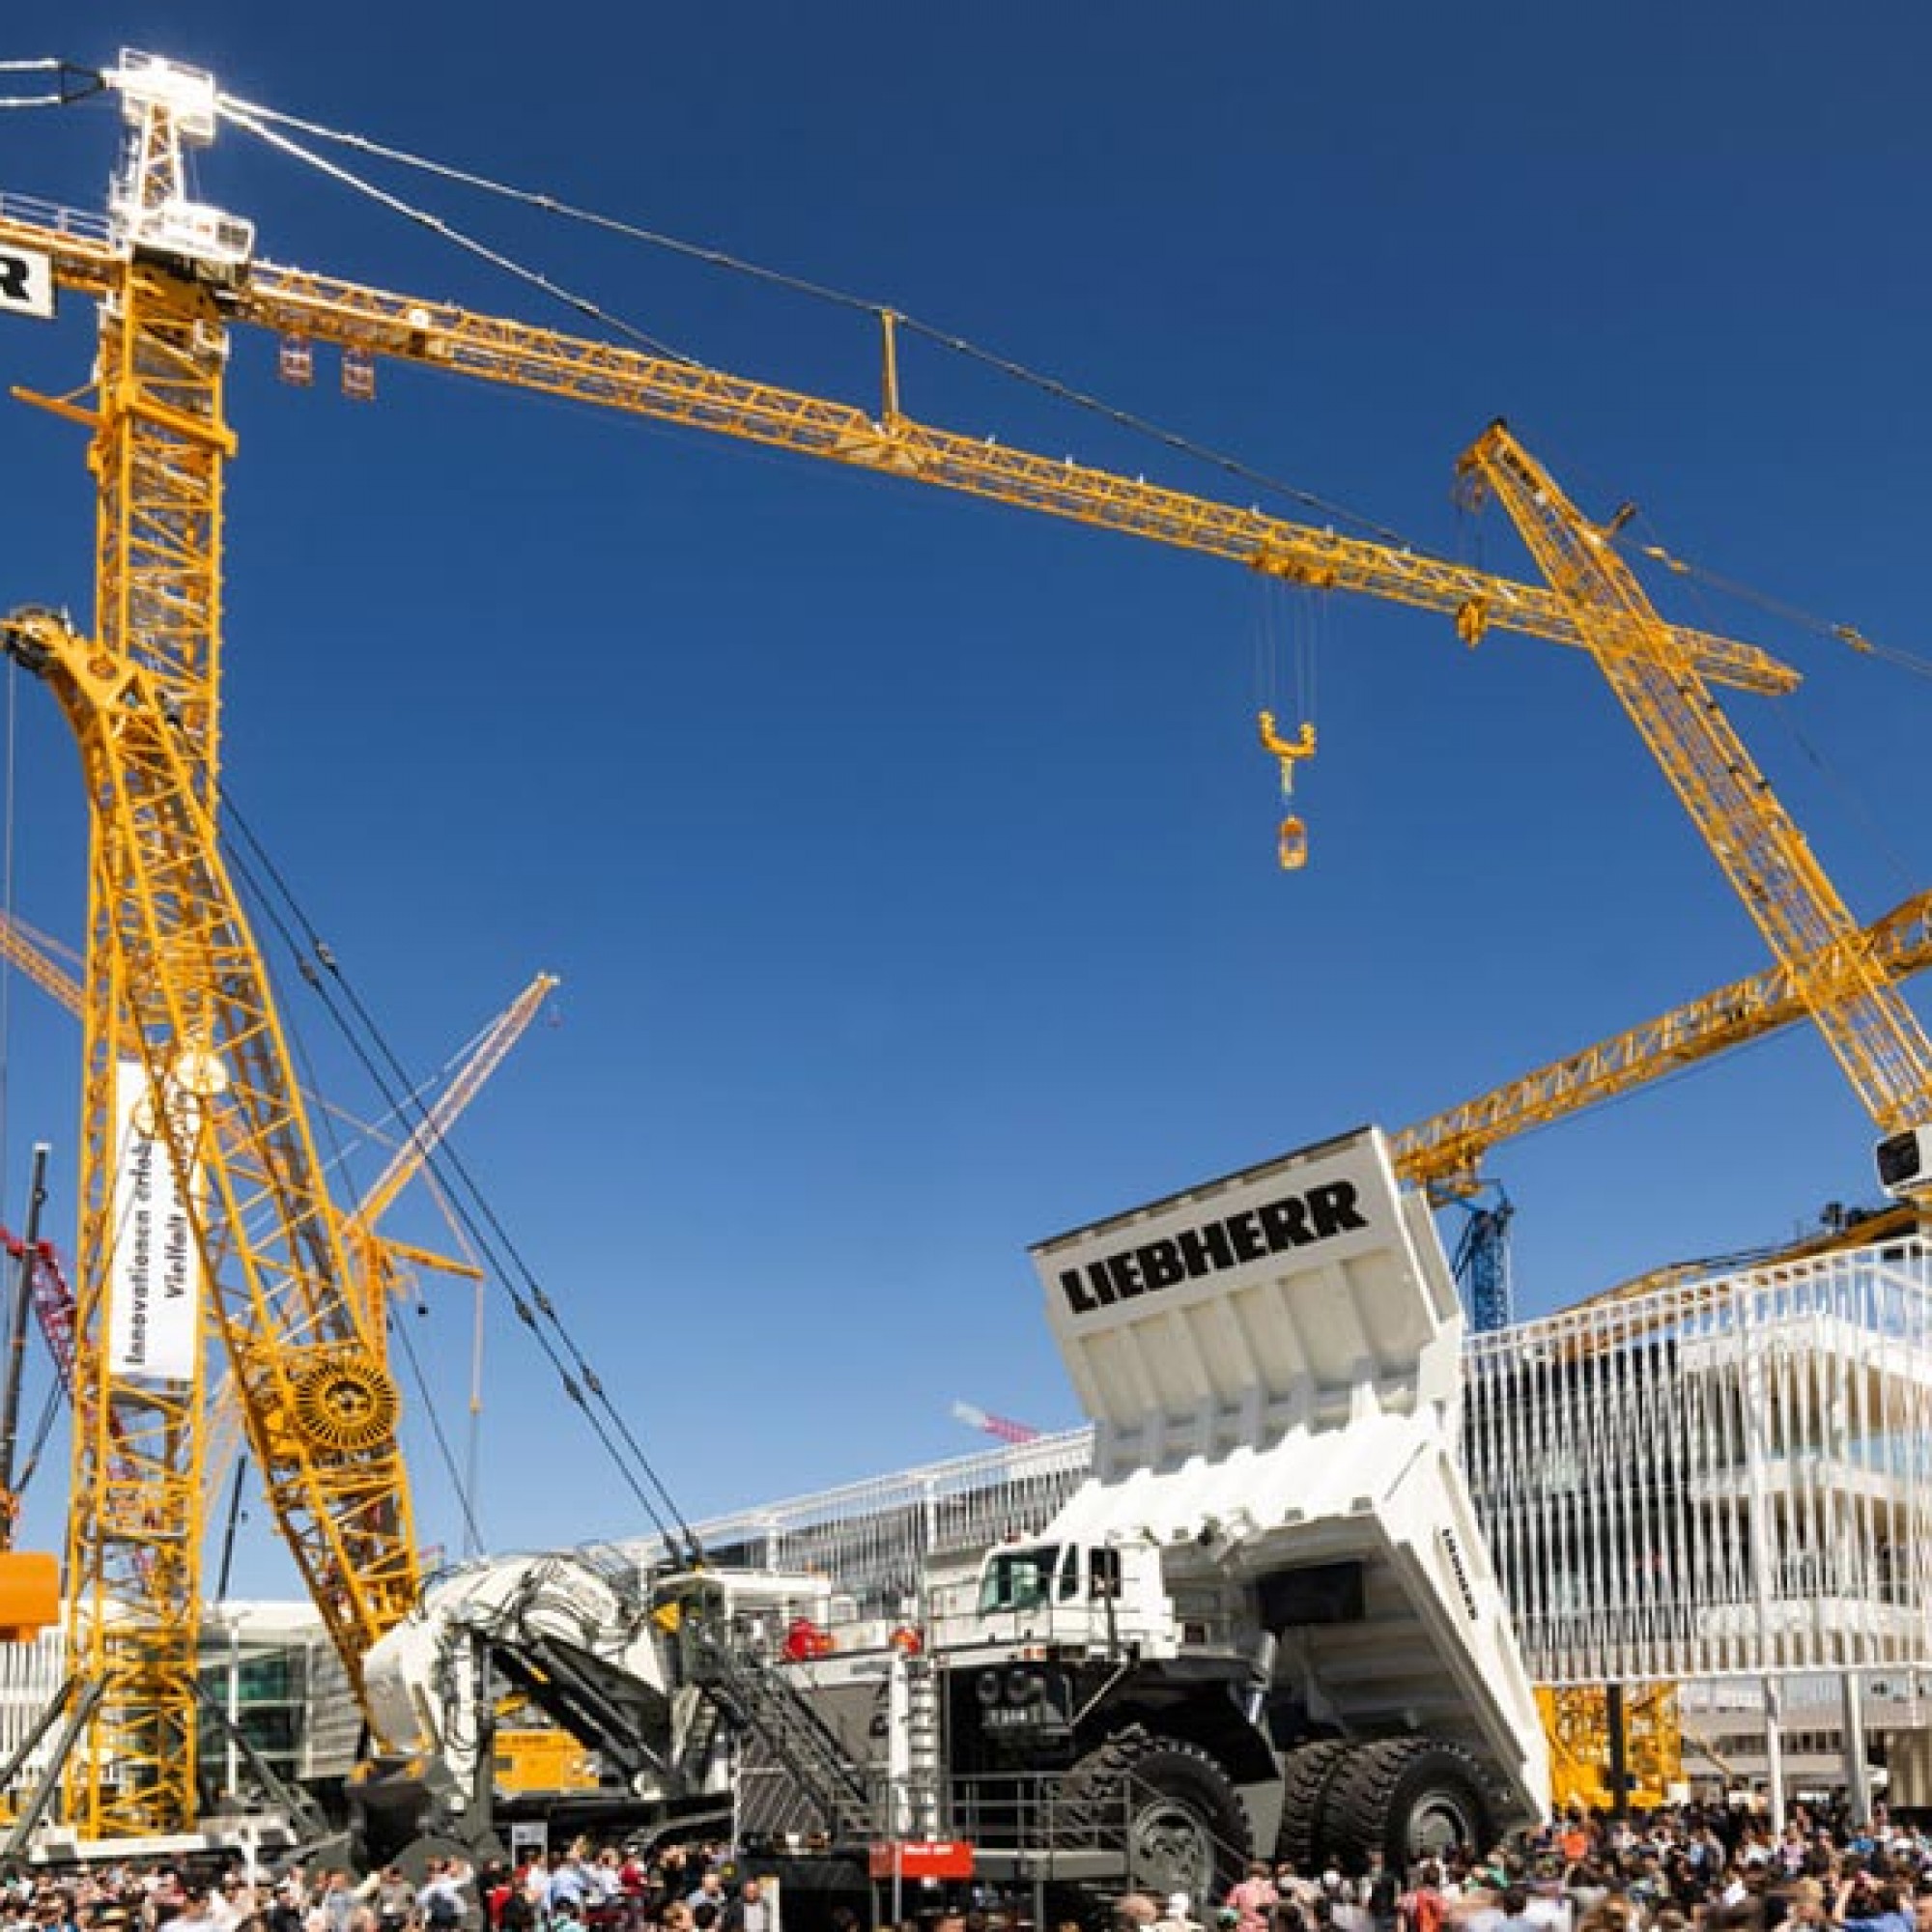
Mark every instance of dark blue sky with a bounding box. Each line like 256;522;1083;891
1;2;1929;1581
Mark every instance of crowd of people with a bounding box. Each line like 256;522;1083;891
3;1805;1932;1932
1118;1802;1932;1932
0;1840;773;1932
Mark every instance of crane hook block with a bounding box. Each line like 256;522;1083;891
1456;598;1491;648
1257;709;1317;793
1277;813;1309;871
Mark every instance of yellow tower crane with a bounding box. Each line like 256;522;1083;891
0;53;1884;1837
1457;421;1932;1169
1393;887;1932;1198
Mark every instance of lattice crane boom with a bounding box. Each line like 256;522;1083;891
0;196;1797;700
350;973;557;1237
1394;888;1932;1198
0;910;82;1015
1457;423;1932;1151
1;602;417;1833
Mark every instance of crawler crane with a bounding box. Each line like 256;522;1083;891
0;51;1912;1843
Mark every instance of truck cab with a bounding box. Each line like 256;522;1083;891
948;1540;1175;1657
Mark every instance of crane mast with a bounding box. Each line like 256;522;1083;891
14;57;415;1834
61;56;232;1833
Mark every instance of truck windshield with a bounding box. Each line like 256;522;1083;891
978;1546;1061;1613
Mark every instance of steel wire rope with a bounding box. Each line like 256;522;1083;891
12;1217;78;1507
413;1161;493;1556
206;824;510;1545
154;763;487;1535
384;1288;487;1559
1632;538;1932;682
207;774;703;1564
216;90;1411;548
214;101;700;367
1619;504;1926;907
14;1375;61;1497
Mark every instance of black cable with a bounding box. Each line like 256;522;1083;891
213;775;701;1560
181;809;507;1548
13;1374;61;1498
218;92;1408;548
218;101;698;368
225;823;663;1545
387;1298;488;1556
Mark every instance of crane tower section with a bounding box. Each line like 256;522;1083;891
11;54;415;1835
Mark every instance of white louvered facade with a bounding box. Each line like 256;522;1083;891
1462;1236;1932;1688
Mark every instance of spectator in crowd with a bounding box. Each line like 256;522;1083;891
417;1860;472;1932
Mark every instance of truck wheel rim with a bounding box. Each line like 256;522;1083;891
1406;1792;1478;1859
1133;1800;1214;1903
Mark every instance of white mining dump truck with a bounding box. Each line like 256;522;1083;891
352;1127;1548;1905
745;1125;1550;1893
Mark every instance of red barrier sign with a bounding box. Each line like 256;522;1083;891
867;1842;975;1881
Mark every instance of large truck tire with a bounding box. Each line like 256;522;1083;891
1318;1737;1492;1869
1272;1739;1350;1871
1061;1726;1253;1910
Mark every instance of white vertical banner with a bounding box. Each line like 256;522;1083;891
108;1058;203;1384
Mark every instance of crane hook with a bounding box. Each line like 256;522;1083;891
1257;710;1316;870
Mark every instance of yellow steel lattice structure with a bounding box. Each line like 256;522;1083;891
0;57;1817;1837
1394;888;1932;1197
5;606;419;1831
65;128;232;1827
1458;422;1932;1138
0;201;1796;700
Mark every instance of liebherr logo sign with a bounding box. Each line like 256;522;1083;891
0;244;54;321
1055;1177;1368;1316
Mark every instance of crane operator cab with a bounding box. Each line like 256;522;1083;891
1877;1124;1932;1203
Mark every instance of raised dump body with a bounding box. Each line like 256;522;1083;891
1028;1124;1549;1853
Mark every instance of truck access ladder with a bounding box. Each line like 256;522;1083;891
684;1624;879;1842
903;1655;943;1840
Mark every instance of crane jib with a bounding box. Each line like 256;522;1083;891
0;203;1799;699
